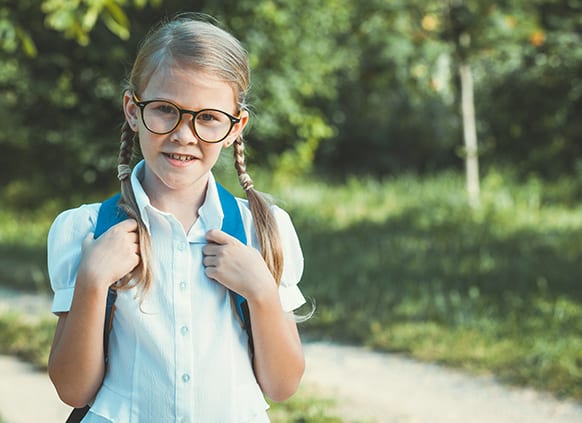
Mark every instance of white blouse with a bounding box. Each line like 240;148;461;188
48;161;306;422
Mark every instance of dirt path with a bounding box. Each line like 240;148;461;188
302;341;582;423
1;289;581;422
0;355;70;423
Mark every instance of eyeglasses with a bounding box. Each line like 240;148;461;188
132;94;241;143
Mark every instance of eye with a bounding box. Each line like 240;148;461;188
196;110;231;126
198;111;219;122
154;103;178;115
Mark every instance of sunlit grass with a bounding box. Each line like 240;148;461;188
1;167;582;401
0;312;55;370
268;385;344;422
259;169;582;400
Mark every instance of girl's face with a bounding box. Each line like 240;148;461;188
123;66;248;198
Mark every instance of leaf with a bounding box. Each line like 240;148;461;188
102;1;130;40
15;27;38;57
82;6;100;31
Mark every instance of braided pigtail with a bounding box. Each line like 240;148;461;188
115;121;153;297
233;137;284;285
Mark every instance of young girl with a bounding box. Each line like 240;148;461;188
47;14;306;422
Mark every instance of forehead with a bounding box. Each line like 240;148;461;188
141;65;238;111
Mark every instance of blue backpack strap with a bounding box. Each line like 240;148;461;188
68;194;126;421
215;182;249;324
94;194;126;359
94;193;127;239
95;185;251;338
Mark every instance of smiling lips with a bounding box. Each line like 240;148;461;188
166;153;196;162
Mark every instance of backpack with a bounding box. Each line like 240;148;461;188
66;182;253;423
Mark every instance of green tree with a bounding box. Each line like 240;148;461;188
208;0;353;176
402;0;581;184
318;0;460;178
477;0;582;179
1;1;581;208
0;0;353;206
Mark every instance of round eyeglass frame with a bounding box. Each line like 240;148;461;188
132;93;241;143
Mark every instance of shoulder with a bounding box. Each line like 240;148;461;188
47;203;101;312
48;203;101;241
235;196;305;289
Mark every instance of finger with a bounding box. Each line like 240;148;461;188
205;267;218;281
202;244;215;256
203;255;218;267
116;218;139;232
205;229;236;245
203;241;226;255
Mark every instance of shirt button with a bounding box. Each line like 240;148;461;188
180;326;189;336
182;373;190;383
177;241;186;251
179;281;187;290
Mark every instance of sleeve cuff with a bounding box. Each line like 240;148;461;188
279;284;306;313
51;287;75;314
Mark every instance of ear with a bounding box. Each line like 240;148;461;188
123;91;139;132
223;110;249;148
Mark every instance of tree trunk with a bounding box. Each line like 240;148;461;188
459;60;480;208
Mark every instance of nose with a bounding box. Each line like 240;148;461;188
171;114;199;144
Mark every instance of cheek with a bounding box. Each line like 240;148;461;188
201;143;225;158
138;134;156;158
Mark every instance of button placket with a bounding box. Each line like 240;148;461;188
173;237;193;420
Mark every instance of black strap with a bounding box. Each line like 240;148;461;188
65;405;90;423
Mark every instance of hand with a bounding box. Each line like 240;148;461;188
202;229;275;299
77;219;141;290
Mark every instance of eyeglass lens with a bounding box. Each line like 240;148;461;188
142;101;233;142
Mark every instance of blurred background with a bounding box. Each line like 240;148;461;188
0;0;581;421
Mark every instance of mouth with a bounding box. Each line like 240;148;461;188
164;153;197;162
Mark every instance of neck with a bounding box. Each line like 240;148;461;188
141;171;210;232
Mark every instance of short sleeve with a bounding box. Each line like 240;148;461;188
271;206;306;313
237;200;306;313
47;203;100;314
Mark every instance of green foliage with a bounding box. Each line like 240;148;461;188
267;386;344;422
0;312;56;369
0;311;345;422
0;204;55;292
0;1;581;205
0;0;357;207
477;1;582;178
1;170;582;401
268;170;582;400
41;0;131;45
213;0;353;174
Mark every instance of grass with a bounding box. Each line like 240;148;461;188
0;312;345;422
0;312;55;370
267;386;346;422
1;168;582;404
267;169;582;400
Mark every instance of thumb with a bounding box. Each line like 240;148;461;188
205;229;236;245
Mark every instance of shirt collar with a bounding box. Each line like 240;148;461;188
198;173;223;232
130;161;151;231
130;160;224;234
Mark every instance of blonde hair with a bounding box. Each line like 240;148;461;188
115;14;283;295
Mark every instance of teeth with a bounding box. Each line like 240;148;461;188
169;153;194;161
